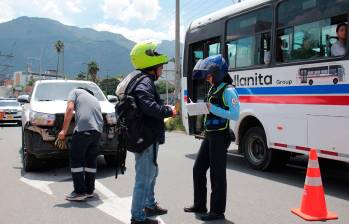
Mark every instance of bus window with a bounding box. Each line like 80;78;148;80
226;6;272;68
277;0;349;62
208;43;220;56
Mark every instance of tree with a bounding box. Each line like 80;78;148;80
155;80;175;94
75;71;87;80
88;61;99;83
54;40;64;76
99;77;120;95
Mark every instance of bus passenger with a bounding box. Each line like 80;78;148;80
184;55;240;221
331;23;347;56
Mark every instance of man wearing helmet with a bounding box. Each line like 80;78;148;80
184;55;240;221
128;42;177;224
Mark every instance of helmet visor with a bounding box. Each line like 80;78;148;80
192;59;209;80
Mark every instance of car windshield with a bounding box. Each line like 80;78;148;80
0;101;20;107
33;82;106;101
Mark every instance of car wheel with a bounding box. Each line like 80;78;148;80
22;129;41;172
17;121;22;126
308;79;313;85
242;127;273;170
104;155;117;167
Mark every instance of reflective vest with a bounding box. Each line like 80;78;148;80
204;83;230;132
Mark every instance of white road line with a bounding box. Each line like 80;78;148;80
19;172;71;196
92;181;166;224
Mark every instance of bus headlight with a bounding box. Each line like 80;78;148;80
30;111;56;126
106;112;117;125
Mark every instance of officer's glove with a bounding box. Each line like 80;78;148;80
55;138;68;150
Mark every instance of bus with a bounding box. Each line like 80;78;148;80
181;0;349;170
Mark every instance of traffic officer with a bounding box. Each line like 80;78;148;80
184;55;240;221
58;87;103;201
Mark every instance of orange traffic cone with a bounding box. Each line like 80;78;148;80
291;149;338;221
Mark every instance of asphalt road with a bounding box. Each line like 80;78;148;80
0;125;348;224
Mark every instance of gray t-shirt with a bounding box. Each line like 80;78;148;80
67;89;103;133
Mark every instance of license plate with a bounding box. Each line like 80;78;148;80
6;115;13;119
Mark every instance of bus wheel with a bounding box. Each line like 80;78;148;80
242;127;272;170
308;79;313;85
333;78;338;84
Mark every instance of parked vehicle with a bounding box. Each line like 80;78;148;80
0;99;22;126
21;80;118;171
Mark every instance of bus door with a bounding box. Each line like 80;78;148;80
188;38;221;135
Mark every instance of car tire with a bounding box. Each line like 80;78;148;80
104;155;117;167
308;79;313;85
333;78;338;84
22;129;41;172
17;121;22;126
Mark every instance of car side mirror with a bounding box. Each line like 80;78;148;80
107;95;118;103
17;95;30;104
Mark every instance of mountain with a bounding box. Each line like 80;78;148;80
0;17;182;78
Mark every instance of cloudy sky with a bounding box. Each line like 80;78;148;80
0;0;240;42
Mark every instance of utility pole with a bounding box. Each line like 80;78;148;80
175;0;181;106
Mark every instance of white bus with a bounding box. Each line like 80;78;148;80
181;0;349;170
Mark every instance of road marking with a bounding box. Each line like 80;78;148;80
20;173;166;224
91;181;166;224
19;170;71;195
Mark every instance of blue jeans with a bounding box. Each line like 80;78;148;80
131;143;159;221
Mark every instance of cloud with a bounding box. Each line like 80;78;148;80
66;0;84;14
0;1;15;23
93;21;185;43
101;0;161;23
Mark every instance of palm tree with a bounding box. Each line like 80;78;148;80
88;61;99;83
54;40;64;78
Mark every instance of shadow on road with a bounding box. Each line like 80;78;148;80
185;152;349;202
194;214;235;224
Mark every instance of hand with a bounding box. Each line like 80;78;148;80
170;106;177;117
206;103;212;111
58;130;66;140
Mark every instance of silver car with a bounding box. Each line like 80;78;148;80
21;80;118;171
0;99;22;126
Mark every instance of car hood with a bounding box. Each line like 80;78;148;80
30;100;115;114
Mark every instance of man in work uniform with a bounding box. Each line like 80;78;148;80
129;42;177;224
184;55;240;221
58;87;103;201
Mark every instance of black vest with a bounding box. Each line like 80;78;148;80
204;83;230;132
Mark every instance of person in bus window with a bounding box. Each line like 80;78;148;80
331;23;347;56
184;55;240;221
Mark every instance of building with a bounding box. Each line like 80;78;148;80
13;71;28;87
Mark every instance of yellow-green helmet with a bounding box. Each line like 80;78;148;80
130;42;168;70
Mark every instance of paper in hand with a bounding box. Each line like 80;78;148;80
186;102;209;116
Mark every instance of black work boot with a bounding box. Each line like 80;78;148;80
144;203;168;217
183;205;207;213
130;218;159;224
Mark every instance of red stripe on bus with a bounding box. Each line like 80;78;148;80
320;150;338;156
274;143;287;148
239;95;349;105
296;146;311;151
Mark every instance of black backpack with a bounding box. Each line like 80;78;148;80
114;72;149;177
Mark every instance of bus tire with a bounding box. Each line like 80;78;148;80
308;79;313;85
333;78;338;84
242;127;272;170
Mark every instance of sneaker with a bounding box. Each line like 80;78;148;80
144;203;168;217
200;212;225;221
130;218;159;224
65;191;87;201
86;192;96;199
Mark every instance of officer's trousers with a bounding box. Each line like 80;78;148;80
193;130;231;214
70;130;101;194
